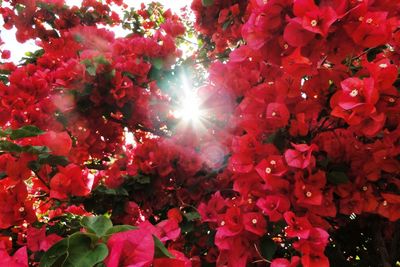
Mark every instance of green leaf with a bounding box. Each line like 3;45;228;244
73;33;84;43
259;236;277;261
93;55;109;65
28;160;41;172
0;140;22;153
201;0;214;7
183;211;200;222
94;185;129;196
180;222;194;233
86;65;97;76
222;19;231;31
0;129;8;137
40;233;108;267
23;145;51;154
151;58;164;70
153;235;173;258
81;216;113;237
264;129;286;153
9;125;44;140
105;225;137;235
134;174;151;184
327;171;349;185
103;225;137;242
39;237;69;267
38;154;69;166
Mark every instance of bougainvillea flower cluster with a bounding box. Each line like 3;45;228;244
0;0;398;266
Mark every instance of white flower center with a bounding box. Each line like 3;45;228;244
350;89;359;97
311;20;318;27
362;186;368;191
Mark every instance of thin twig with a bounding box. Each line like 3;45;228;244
253;243;272;264
33;170;49;189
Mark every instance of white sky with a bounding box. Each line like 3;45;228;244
1;0;189;62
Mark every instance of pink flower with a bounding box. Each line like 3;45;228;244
284;143;318;169
104;228;154;267
0;247;28;267
271;256;300;267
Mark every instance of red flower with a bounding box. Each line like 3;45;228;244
294;227;329;253
26;226;62;252
0;180;36;229
257;195;290;222
284;212;312;239
218;207;244;237
301;249;329;267
50;164;93;200
336;77;379;110
243;212;267;236
284;21;315;47
229;152;254;173
255;155;287;182
167;208;183;223
153;258;185;267
39;131;72;156
266;103;290;128
339;191;363;215
345;11;391;47
292;0;337;37
1;50;10;59
365;58;398;92
294;171;326;206
5;154;32;181
377;193;400;221
198;191;226;223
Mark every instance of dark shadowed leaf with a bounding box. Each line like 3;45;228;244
201;0;214;7
183;211;201;221
328;171;349;185
259;236;277;261
38;154;69;166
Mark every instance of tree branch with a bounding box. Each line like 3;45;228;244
374;221;391;267
390;221;400;265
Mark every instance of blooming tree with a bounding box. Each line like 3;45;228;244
0;0;399;266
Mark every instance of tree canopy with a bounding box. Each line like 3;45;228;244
0;0;399;266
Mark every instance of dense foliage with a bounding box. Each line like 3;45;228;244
0;0;399;266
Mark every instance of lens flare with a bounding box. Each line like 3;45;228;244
173;74;206;128
180;91;203;122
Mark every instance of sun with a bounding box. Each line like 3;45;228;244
179;90;203;122
172;74;206;128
